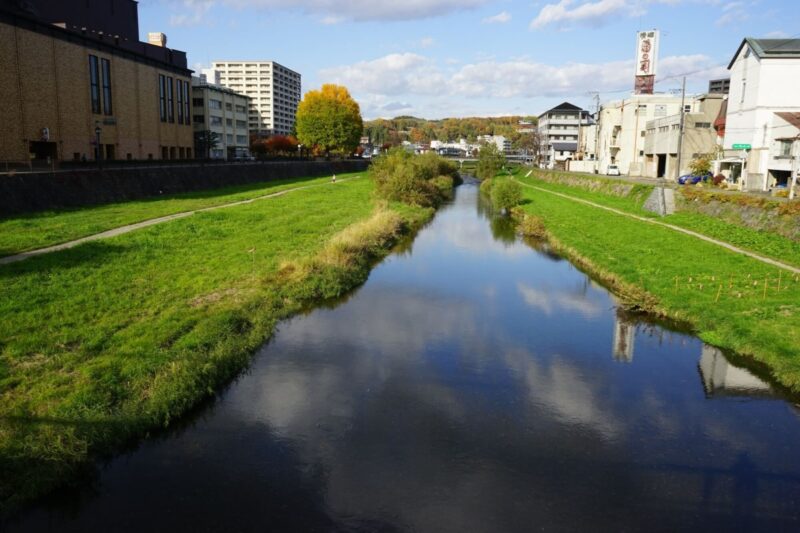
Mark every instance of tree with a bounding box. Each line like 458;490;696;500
491;179;522;212
689;154;713;176
264;135;299;154
194;130;220;159
296;84;363;156
476;143;506;180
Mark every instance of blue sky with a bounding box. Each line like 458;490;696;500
138;0;798;119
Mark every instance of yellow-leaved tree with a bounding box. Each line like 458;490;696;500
296;84;363;157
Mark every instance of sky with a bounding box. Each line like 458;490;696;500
137;0;799;120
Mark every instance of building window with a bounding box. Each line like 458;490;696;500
193;115;204;123
100;58;112;115
159;75;167;122
167;77;175;123
193;98;204;107
210;116;223;126
176;79;184;124
183;81;190;125
236;135;247;145
778;140;793;157
209;99;222;110
694;122;711;129
225;103;233;111
89;55;101;114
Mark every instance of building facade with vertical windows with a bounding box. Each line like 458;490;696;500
0;0;193;164
538;102;593;170
204;61;301;137
191;76;252;159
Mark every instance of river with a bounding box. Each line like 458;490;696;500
9;181;800;531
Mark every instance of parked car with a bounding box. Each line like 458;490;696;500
678;172;712;185
607;165;621;176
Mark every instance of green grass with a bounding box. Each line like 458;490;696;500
508;175;800;394
516;170;800;268
0;177;433;512
0;172;363;258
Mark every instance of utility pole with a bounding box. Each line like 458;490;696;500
674;76;686;181
591;92;601;172
790;136;799;201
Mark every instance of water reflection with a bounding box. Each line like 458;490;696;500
613;310;636;362
699;345;774;398
9;183;800;532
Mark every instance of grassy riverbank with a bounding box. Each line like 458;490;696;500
518;169;800;268
0;173;363;258
0;176;434;513
505;173;800;392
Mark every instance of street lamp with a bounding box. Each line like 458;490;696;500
298;144;303;159
95;126;102;170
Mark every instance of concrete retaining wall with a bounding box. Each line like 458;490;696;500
0;160;369;215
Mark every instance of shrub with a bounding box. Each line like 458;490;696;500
370;148;456;207
519;214;547;238
479;178;494;196
491;179;522;212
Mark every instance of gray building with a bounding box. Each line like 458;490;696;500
192;76;252;159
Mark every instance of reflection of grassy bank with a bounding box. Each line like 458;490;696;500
0;177;435;513
0;173;364;258
501;172;800;393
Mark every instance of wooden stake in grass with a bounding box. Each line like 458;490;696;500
778;270;782;292
763;275;768;299
675;275;679;291
715;284;722;303
248;247;256;271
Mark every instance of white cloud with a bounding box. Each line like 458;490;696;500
529;0;724;30
715;0;747;26
169;0;215;26
170;0;492;23
418;36;435;48
482;11;512;23
324;52;723;102
530;0;630;29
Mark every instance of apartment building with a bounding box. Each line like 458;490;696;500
191;76;252;159
538;102;593;169
642;93;724;179
595;94;685;175
0;0;193;164
205;61;301;136
718;38;800;191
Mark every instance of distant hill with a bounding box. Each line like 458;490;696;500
363;115;538;146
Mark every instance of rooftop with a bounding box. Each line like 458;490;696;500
728;38;800;69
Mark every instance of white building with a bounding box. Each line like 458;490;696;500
478;135;512;153
642;93;724;179
538;102;593;169
719;38;800;191
191;76;252;160
204;61;301;136
595;94;685;176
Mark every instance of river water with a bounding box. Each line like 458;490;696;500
10;182;800;532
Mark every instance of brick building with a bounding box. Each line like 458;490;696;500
0;0;193;164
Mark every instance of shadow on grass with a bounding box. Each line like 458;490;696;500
0;242;129;278
0;174;339;223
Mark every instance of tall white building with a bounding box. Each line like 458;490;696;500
719;38;800;191
203;61;301;136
